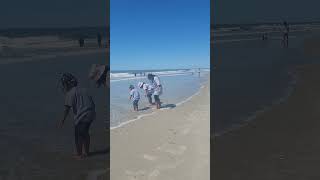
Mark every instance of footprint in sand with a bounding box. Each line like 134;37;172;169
156;144;187;155
143;154;158;161
148;169;160;180
125;170;146;180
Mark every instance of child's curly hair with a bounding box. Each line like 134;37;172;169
60;73;78;90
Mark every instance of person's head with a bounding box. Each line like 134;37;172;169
129;85;134;90
147;73;154;80
137;82;144;89
60;73;78;93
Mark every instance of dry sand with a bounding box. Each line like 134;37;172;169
213;64;320;179
110;79;210;180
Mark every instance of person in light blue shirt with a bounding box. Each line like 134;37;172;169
129;85;140;111
58;73;95;160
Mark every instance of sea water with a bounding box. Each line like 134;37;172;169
110;69;209;128
213;23;320;136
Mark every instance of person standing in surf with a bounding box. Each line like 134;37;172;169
58;73;96;160
147;73;162;109
89;64;109;88
283;21;289;47
89;64;110;130
97;33;102;48
129;85;140;111
138;81;154;106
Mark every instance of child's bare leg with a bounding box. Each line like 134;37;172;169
75;126;82;156
83;134;90;156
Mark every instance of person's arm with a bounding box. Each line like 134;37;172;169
145;89;148;97
58;106;71;128
155;76;162;87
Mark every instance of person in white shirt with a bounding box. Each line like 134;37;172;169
89;64;109;88
147;73;162;109
129;85;140;111
138;82;154;105
88;64;109;130
58;73;96;160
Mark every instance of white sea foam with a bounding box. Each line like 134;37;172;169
110;69;205;82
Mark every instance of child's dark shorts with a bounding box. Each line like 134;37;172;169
75;121;92;138
133;100;139;107
74;111;95;138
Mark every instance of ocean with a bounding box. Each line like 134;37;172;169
213;22;320;136
110;69;210;129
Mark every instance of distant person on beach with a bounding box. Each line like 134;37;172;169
97;33;102;48
79;38;85;47
283;21;289;47
129;85;140;111
138;82;154;105
58;73;96;160
262;33;268;40
147;73;162;109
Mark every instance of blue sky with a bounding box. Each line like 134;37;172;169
110;0;210;70
0;0;107;28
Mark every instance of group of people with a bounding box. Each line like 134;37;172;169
57;64;109;160
129;73;163;111
56;66;164;160
261;21;290;47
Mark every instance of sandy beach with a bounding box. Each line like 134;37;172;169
110;78;210;180
213;63;320;179
0;53;108;180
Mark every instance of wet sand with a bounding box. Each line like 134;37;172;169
110;79;210;179
213;63;320;179
0;54;108;180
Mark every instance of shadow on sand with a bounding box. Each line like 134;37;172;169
139;107;151;111
89;148;109;157
161;104;176;109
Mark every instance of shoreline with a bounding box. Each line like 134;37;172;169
213;63;320;179
0;48;108;65
110;75;208;130
111;77;210;179
214;66;299;136
110;85;205;130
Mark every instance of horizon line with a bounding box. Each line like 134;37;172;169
212;20;320;26
110;67;210;72
0;26;109;31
